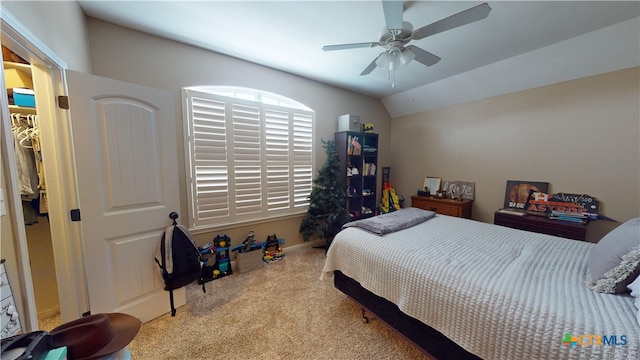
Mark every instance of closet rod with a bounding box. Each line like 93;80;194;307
10;112;33;118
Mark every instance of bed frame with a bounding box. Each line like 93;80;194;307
334;270;481;360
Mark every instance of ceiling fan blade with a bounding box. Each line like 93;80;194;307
360;53;385;75
403;1;418;12
412;3;491;40
322;42;380;51
406;45;441;66
382;0;404;31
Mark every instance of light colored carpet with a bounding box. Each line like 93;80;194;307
128;246;428;359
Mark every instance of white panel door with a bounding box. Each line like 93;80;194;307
66;70;184;322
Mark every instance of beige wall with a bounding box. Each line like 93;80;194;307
1;1;91;72
85;18;392;247
390;67;640;242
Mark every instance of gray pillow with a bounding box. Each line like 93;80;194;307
342;207;436;235
627;275;640;326
587;218;640;294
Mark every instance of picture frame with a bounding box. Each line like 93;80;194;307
423;177;442;195
503;180;549;210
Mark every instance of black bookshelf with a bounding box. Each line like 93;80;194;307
335;131;378;220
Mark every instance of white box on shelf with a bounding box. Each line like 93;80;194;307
338;114;361;132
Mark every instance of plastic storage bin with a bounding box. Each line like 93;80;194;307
13;88;35;107
237;249;264;273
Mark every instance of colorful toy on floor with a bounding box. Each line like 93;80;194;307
231;230;267;253
198;234;233;283
263;234;284;263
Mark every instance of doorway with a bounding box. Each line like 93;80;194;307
2;12;182;328
1;16;89;332
3;43;61;330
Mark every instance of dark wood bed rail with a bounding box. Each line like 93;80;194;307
334;270;481;360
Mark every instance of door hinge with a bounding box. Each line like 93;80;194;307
57;95;69;109
82;310;91;317
70;208;81;222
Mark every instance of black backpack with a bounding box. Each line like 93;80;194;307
155;212;205;316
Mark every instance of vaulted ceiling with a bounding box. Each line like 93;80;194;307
79;1;640;116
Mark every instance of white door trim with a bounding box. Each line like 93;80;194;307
0;54;38;333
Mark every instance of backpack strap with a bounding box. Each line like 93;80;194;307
155;225;176;273
155;225;178;316
154;232;168;276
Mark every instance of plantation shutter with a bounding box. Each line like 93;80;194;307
187;95;229;227
292;112;313;208
184;89;314;230
231;103;262;217
265;108;290;211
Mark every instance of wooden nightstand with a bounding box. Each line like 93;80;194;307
411;196;472;219
493;210;589;241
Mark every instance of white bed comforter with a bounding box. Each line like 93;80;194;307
322;215;640;359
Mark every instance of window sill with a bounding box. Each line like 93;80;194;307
188;211;307;235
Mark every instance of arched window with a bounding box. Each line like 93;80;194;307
182;86;315;230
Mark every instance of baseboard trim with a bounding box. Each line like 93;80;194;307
283;239;326;253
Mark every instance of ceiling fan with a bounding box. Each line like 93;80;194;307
322;1;491;87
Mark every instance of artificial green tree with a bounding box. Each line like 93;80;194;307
299;139;351;243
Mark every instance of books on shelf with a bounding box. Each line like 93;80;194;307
347;135;362;155
363;163;376;176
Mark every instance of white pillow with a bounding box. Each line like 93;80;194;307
627;275;640;326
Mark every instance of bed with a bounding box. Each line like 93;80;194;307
321;208;640;359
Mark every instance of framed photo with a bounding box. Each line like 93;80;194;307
423;177;442;195
503;180;549;210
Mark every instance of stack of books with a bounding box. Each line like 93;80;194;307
363;163;376;176
347;135;362;155
548;210;596;224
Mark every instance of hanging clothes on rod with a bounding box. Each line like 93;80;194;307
10;111;47;224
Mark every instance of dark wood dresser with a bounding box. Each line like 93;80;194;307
493;210;589;241
411;196;472;219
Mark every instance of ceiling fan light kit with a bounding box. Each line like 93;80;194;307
374;44;415;88
322;1;492;88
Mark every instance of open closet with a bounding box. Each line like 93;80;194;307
3;10;183;326
3;45;60;328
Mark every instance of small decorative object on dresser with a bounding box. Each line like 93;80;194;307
423;177;442;196
411;195;472;219
442;180;475;200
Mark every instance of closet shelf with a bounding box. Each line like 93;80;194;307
4;61;33;89
3;61;31;72
9;105;36;114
